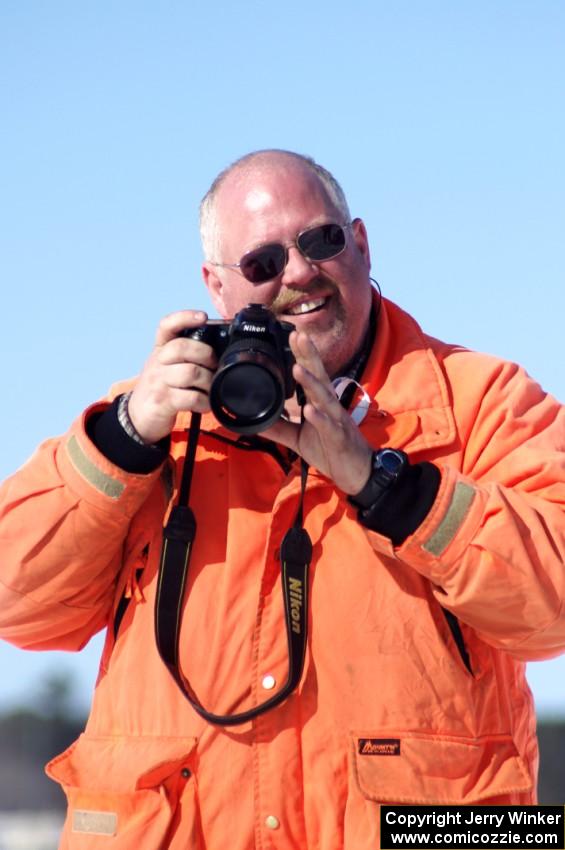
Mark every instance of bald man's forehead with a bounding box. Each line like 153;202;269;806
216;163;334;219
243;188;273;212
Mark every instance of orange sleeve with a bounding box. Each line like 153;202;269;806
367;360;565;660
0;403;163;651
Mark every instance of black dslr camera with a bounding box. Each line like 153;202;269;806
179;304;296;435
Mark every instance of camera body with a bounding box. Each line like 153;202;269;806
179;304;296;435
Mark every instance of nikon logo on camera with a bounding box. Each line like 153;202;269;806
242;323;267;333
288;577;303;634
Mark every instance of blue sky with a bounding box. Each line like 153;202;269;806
0;2;563;716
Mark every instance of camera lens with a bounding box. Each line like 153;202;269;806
214;363;279;418
210;346;285;434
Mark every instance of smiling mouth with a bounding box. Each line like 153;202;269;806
283;296;330;317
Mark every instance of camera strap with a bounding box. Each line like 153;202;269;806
154;412;313;726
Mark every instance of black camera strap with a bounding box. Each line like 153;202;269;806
154;412;313;726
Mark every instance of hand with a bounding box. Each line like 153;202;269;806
128;310;217;444
265;331;373;495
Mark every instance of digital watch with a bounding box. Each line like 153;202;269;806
348;448;410;513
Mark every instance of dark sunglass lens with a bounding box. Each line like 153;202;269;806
298;224;346;261
240;244;286;283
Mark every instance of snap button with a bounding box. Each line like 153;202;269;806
181;768;191;778
262;674;276;690
265;815;280;830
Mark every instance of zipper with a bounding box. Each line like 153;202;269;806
441;607;473;676
113;543;150;640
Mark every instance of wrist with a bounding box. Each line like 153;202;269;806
351;460;441;546
126;393;174;445
345;449;373;497
118;392;160;447
87;395;169;475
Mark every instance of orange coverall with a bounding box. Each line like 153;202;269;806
0;298;564;849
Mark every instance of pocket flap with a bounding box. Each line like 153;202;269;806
46;734;197;792
351;731;532;804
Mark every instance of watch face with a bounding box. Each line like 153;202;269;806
379;449;405;475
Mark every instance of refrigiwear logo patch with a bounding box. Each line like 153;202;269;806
358;738;401;756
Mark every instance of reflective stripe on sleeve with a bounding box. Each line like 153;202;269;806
66;435;125;499
422;481;476;556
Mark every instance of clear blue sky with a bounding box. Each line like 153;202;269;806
0;2;563;717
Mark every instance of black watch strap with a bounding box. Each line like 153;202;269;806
348;448;410;511
350;456;441;547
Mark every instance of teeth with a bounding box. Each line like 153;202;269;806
287;297;326;316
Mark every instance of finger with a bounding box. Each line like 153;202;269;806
263;417;300;451
166;386;212;414
155;310;208;347
290;331;329;383
302;400;368;468
293;363;342;418
158;336;217;369
302;403;373;492
163;362;214;392
302;402;346;440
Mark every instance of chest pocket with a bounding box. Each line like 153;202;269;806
350;731;532;804
46;733;200;849
343;731;532;848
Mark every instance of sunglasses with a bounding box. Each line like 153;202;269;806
211;221;352;284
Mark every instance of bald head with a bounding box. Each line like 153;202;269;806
199;150;351;262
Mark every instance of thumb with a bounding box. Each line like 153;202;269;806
262;418;300;451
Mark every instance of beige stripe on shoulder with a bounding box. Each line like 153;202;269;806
66;435;125;499
72;809;118;835
423;481;476;557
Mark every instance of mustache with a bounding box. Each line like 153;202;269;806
270;275;337;314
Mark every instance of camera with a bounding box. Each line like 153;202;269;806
179;304;296;435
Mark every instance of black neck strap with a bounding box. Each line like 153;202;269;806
155;414;312;726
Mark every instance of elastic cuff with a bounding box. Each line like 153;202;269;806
86;396;170;474
356;462;441;546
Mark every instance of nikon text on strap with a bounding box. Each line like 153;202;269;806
155;412;313;726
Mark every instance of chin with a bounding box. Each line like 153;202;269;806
316;325;364;379
318;345;352;380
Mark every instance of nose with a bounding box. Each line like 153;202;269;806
280;244;319;288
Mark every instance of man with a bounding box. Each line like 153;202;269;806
0;149;564;850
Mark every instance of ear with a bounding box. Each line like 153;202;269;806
202;262;229;318
351;218;371;271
